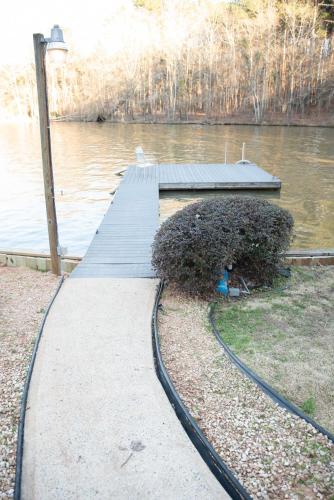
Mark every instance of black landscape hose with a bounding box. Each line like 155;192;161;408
209;302;334;443
14;276;65;500
152;282;251;500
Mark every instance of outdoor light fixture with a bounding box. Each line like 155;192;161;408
45;25;68;64
33;25;68;276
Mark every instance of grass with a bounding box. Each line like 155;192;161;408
215;307;264;354
301;397;316;417
214;265;334;433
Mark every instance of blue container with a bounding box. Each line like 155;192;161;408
217;269;229;296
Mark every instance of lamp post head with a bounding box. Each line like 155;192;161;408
46;25;67;50
46;25;68;63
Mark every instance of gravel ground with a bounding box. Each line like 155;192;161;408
0;267;59;499
159;286;334;499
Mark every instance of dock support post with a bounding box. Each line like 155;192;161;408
33;33;61;275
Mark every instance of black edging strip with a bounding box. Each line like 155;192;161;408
209;302;334;443
14;276;65;500
152;282;251;500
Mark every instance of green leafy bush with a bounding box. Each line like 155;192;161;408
152;196;294;296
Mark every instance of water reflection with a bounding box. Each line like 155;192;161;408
0;122;333;255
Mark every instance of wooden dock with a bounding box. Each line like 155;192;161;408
72;162;281;278
73;166;158;278
158;162;280;190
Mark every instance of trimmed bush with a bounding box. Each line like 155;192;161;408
152;196;294;296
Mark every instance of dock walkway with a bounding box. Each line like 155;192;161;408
73;166;159;278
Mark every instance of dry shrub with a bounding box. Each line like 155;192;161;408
152;196;294;297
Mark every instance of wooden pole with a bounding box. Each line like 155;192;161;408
33;34;61;275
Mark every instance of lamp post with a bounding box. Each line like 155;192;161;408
33;25;68;275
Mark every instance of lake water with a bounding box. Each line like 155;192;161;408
0;122;333;256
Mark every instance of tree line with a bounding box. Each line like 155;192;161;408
1;0;333;124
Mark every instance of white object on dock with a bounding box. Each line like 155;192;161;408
135;146;145;163
135;146;154;167
236;142;251;165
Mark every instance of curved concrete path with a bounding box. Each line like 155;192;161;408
22;278;227;499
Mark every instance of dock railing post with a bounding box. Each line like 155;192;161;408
33;33;61;275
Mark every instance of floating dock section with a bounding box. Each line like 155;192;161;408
72;162;280;278
158;162;280;190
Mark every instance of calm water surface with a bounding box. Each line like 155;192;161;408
0;122;333;256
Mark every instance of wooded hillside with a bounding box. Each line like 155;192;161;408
1;0;333;124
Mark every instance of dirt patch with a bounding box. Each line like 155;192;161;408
158;286;334;498
0;267;59;498
214;266;334;433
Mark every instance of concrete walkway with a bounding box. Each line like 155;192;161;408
22;278;227;499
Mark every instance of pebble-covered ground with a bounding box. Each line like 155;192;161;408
0;267;59;499
159;286;334;499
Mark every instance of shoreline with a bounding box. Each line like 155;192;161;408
1;249;334;274
1;116;334;129
53;118;334;128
